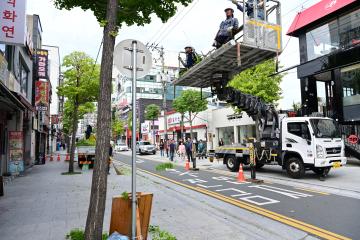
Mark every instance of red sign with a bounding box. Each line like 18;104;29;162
287;0;357;36
35;81;49;107
348;135;358;145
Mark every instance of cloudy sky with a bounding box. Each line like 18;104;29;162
27;0;322;109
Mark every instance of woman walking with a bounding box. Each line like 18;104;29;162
159;140;165;157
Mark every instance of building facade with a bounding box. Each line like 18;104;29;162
287;0;360;158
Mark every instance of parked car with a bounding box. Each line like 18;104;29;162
136;141;156;155
115;143;129;152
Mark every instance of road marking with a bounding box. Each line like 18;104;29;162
248;185;312;199
113;159;350;240
294;187;330;196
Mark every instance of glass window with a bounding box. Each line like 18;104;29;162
342;64;360;121
310;119;340;138
306;20;339;61
19;60;28;97
287;122;310;139
339;8;360;49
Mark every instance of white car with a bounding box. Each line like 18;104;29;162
115;144;129;152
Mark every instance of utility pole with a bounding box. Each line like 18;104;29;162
160;46;168;141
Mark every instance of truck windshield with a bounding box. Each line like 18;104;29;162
310;119;341;138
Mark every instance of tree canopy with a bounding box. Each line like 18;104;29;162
112;119;125;139
54;0;193;27
145;104;161;121
228;59;284;104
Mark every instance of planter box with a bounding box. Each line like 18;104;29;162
110;192;153;240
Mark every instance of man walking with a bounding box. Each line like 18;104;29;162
185;138;193;163
169;140;176;162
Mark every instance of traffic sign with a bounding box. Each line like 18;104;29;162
113;39;152;79
348;135;358;144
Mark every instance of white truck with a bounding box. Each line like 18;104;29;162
215;115;347;178
77;145;96;168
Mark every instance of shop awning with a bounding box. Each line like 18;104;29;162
16;93;35;112
287;0;357;37
0;81;25;110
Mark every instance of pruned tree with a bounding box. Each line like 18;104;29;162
53;1;193;238
57;51;99;173
173;90;207;139
229;59;284;104
145;104;160;144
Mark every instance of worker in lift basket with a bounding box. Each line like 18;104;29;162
178;46;197;69
213;7;239;49
232;0;265;20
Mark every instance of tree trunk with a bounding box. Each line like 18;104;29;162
84;0;117;239
180;114;184;140
189;112;193;139
69;102;79;173
66;135;71;154
152;119;155;145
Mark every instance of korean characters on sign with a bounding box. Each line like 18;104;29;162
36;50;49;79
0;0;27;45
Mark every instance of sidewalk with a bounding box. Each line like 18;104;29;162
117;150;360;199
0;156;316;240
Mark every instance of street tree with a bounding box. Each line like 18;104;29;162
53;1;193;238
112;119;124;141
173;90;207;139
57;51;100;174
145;104;161;144
229;59;284;104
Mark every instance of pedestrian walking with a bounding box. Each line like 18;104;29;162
108;144;113;175
178;142;186;161
197;139;206;159
159;140;165;157
185;138;193;163
165;140;169;158
169;140;176;162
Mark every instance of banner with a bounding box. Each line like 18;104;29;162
0;0;27;46
35;81;49;110
8;131;24;174
35;49;49;79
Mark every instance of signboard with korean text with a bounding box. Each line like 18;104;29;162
35;80;49;108
35;49;49;79
0;0;27;46
51;114;59;124
8;131;24;174
141;122;150;134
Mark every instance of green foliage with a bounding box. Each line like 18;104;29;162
65;228;107;240
155;162;174;171
145;104;161;121
228;59;284;104
76;138;96;146
54;0;193;29
173;89;208;120
149;225;177;240
112;119;125;138
62;101;96;135
121;191;129;200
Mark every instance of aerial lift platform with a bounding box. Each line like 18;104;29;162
174;0;282;89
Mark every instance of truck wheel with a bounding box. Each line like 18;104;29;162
286;157;305;179
226;156;239;172
312;167;331;175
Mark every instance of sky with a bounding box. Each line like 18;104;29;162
26;0;322;109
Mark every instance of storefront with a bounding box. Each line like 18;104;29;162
287;0;360;158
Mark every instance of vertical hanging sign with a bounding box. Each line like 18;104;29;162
0;0;27;46
35;49;49;80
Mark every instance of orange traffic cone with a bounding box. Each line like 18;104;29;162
50;154;54;161
237;163;246;182
185;161;190;171
57;154;61;161
65;153;70;161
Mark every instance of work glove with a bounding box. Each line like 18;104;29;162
227;26;234;33
231;0;238;4
212;40;217;47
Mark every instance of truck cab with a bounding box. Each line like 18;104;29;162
281;117;347;178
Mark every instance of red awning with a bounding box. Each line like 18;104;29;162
287;0;357;36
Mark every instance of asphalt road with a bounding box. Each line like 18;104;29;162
113;153;359;240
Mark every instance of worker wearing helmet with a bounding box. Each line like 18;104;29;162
178;46;197;69
232;0;265;20
213;7;239;49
